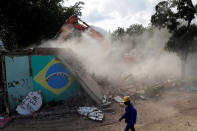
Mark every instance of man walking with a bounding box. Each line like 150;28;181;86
119;96;137;131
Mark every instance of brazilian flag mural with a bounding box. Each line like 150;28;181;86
32;56;80;103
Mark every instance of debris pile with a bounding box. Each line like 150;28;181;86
102;95;112;107
77;107;104;121
114;96;123;103
57;50;104;105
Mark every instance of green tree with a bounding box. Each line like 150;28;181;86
151;0;197;78
0;0;84;50
112;24;146;41
112;27;125;41
151;1;179;31
126;24;145;36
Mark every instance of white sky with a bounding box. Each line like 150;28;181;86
64;0;197;32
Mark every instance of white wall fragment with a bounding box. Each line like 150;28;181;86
16;91;42;116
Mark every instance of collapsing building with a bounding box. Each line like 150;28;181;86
0;48;103;114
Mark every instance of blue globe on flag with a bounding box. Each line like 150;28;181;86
45;63;71;89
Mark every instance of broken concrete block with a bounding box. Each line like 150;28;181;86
114;96;123;103
102;95;107;103
57;53;103;105
102;95;111;107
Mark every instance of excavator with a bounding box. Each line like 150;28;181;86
56;15;135;64
56;15;105;43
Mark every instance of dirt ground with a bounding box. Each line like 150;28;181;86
2;85;197;131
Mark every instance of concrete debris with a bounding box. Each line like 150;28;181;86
102;95;107;103
172;82;176;87
102;108;114;112
139;95;147;100
108;95;113;100
187;86;197;92
16;91;42;116
102;95;111;107
77;107;104;121
57;51;103;105
102;101;112;108
137;90;145;95
0;116;12;129
179;85;197;92
114;96;123;103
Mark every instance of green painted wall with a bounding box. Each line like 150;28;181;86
5;56;32;110
31;56;80;103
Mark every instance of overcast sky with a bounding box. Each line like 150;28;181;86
64;0;197;31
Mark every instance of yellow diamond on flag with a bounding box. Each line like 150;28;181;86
33;58;74;95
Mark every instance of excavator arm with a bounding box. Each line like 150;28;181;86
56;15;135;64
56;15;104;41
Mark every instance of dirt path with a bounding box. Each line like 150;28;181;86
2;89;197;131
137;91;197;131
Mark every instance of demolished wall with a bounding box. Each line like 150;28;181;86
0;48;81;112
56;50;104;105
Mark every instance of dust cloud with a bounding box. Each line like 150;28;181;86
40;28;182;87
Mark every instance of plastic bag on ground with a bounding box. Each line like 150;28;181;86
77;107;104;121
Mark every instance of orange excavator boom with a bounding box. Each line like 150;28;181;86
56;15;136;64
56;15;104;41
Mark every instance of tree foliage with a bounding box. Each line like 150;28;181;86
151;0;197;77
112;24;146;41
126;24;145;36
177;0;196;27
166;25;197;54
151;1;178;31
0;0;84;50
112;27;125;41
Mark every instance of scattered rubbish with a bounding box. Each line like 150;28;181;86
179;87;185;91
114;96;123;103
172;82;176;87
16;91;42;116
108;95;113;100
187;86;197;92
139;95;147;100
179;85;197;92
137;90;145;95
119;102;124;107
102;95;107;103
102;95;111;107
102;101;111;107
0;116;12;129
77;107;104;121
102;108;113;112
144;87;163;98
